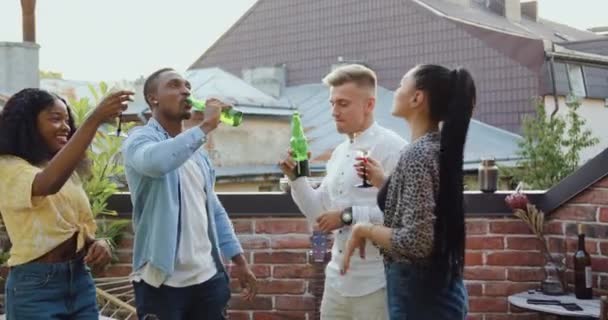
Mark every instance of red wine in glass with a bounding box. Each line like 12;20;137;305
355;149;372;188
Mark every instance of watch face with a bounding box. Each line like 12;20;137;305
342;212;352;223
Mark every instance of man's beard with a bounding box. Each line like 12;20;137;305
181;110;192;120
160;109;191;121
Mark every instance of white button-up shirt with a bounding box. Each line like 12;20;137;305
290;122;406;297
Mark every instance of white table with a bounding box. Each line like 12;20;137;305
509;291;600;319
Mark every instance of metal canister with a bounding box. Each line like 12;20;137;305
478;157;498;193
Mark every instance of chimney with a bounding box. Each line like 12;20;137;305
504;0;521;23
521;1;538;21
21;0;36;43
484;0;522;23
242;65;287;99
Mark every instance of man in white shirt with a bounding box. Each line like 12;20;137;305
279;64;407;320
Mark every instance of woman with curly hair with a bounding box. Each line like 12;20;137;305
343;64;475;319
0;88;132;320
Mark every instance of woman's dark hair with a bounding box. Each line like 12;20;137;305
0;88;77;166
412;64;476;284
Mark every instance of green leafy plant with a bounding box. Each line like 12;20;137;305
508;96;598;189
69;82;134;252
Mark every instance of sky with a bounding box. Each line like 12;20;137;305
0;0;606;81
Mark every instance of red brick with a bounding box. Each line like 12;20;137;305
464;267;506;280
547;237;565;253
253;311;308;320
465;282;483;296
468;297;508;313
565;238;598;254
599;275;608;291
275;296;315;311
229;296;273;311
227;312;250;320
595;177;608;188
599;207;608;222
256;280;306;294
583;224;608;239
233;220;254;233
465;252;483;266
255;219;310;234
484;281;538;296
466;315;483;320
507;268;545;282
271;235;311;249
115;250;133;264
254;252;307;264
230;279;242;292
273;265;315;279
238;236;270;249
486;252;543;267
600;241;608;255
117;237;133;249
506;236;542;251
544;221;564;235
571;189;608;205
466;220;489;235
552;205;597;222
466;236;504;250
490;220;532;235
229;265;271;279
592;257;608;273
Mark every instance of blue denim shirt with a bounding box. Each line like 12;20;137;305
121;118;243;279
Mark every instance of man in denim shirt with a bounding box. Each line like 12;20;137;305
122;68;257;320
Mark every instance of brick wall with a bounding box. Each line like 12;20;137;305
97;177;608;320
465;176;608;320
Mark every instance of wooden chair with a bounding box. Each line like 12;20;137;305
95;277;137;320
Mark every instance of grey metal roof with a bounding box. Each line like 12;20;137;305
189;0;608;134
185;68;294;116
420;0;600;42
562;38;608;56
279;83;523;169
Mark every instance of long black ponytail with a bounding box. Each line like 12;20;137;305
412;65;476;284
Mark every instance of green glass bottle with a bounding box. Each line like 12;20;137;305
186;97;243;127
290;111;310;178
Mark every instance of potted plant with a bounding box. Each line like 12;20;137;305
69;82;134;264
505;187;567;295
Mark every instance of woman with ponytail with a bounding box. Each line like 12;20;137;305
343;64;475;319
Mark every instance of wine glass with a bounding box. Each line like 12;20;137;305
107;80;135;137
355;148;372;188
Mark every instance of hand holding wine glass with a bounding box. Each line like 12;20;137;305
355;149;376;188
106;80;135;137
354;154;386;189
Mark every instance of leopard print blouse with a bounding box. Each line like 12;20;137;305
379;131;440;264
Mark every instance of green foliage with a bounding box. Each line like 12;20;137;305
39;70;63;79
509;96;599;189
69;82;134;245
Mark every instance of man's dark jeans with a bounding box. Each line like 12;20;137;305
133;272;231;320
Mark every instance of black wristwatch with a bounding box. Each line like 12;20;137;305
341;207;353;226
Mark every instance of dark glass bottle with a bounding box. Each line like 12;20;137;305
574;224;593;299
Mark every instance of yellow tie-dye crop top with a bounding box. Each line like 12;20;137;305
0;155;97;266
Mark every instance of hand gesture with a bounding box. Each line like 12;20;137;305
84;239;112;268
234;264;258;301
342;223;371;275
